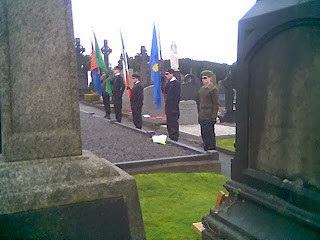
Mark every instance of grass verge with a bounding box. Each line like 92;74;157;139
216;137;235;152
134;172;229;240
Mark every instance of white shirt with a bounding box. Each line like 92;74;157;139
134;81;141;85
170;77;177;82
115;73;120;76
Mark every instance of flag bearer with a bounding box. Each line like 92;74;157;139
111;66;125;122
101;72;111;119
128;73;144;129
164;68;181;141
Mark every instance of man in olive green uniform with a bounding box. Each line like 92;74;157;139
196;70;220;151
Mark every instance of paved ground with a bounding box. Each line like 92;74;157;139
179;124;235;137
80;111;195;163
80;103;232;177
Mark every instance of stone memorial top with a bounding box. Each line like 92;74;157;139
0;0;81;161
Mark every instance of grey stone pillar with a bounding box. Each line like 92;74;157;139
0;0;82;161
0;1;145;239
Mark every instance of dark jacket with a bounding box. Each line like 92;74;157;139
165;79;181;112
101;75;109;95
196;82;219;121
130;81;144;108
111;74;125;97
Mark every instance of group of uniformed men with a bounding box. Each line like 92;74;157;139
100;67;219;151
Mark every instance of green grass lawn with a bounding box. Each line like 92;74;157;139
216;137;235;152
134;173;229;240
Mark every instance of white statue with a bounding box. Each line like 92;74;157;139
170;41;179;70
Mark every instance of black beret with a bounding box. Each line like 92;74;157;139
132;73;140;78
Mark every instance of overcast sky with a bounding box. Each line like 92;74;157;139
71;0;256;67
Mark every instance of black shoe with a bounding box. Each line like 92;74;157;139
103;115;110;119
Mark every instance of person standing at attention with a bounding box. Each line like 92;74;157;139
196;70;220;151
101;72;111;119
128;73;144;129
111;66;125;122
164;68;181;141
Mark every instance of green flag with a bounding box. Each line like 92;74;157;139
94;33;112;96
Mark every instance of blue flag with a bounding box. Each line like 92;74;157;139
91;68;102;97
150;24;161;109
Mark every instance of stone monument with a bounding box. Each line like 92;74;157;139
75;38;90;99
202;0;320;239
142;85;165;116
181;74;201;101
178;100;198;125
140;46;151;87
0;1;145;239
101;39;112;72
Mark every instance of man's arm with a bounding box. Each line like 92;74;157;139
120;76;125;95
211;88;220;120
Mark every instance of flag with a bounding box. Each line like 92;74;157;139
90;42;102;96
120;31;132;99
150;24;161;109
94;33;112;96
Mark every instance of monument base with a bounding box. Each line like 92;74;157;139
0;150;145;240
202;170;320;240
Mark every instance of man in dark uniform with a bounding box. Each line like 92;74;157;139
101;72;111;119
128;73;144;129
164;68;181;141
111;66;125;122
196;70;220;151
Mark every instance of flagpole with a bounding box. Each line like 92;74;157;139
157;23;166;105
120;31;132;100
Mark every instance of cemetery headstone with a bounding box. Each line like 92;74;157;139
0;1;145;239
179;100;198;125
202;0;320;239
101;39;112;72
75;38;90;99
140;46;151;87
181;74;201;101
142;85;165;116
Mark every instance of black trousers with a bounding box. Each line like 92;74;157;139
102;92;110;117
113;96;122;122
166;109;179;141
199;119;216;150
132;105;142;129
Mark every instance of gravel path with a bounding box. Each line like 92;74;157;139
80;111;196;163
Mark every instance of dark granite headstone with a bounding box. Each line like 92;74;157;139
181;74;201;101
202;0;320;239
140;46;151;87
0;1;145;239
